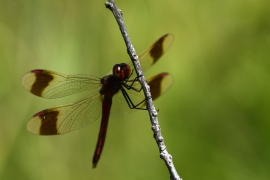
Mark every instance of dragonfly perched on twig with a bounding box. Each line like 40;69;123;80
22;34;173;168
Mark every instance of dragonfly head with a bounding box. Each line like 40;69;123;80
113;63;130;81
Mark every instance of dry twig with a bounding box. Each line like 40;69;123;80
105;1;181;179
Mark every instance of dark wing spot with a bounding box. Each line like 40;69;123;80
34;110;59;135
148;74;166;100
31;70;54;97
149;35;166;63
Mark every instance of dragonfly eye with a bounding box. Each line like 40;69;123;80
113;64;121;76
113;63;130;81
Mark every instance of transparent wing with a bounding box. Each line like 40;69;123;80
27;92;103;135
22;69;101;99
110;73;173;116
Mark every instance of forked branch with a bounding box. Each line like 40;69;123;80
105;1;181;179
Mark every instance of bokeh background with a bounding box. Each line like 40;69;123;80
1;0;270;179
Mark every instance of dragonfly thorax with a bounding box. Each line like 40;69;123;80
112;63;130;81
100;75;122;98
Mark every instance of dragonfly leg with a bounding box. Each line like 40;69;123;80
123;74;144;92
120;88;148;110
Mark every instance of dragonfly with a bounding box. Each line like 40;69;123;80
22;34;173;168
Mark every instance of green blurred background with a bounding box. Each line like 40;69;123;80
1;0;270;179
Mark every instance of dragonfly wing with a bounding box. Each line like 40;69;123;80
22;69;101;99
110;73;173;116
107;34;173;77
138;73;173;107
135;33;174;72
27;93;103;135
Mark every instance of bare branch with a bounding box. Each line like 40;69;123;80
105;1;182;179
